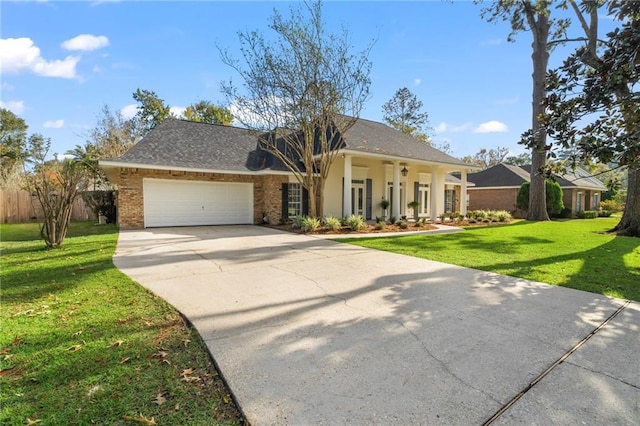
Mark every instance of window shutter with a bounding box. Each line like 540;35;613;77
366;179;372;220
302;187;309;216
281;183;289;219
414;182;419;203
341;178;344;217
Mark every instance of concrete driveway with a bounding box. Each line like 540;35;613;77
114;225;639;425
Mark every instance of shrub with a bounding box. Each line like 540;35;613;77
374;221;386;230
399;220;408;229
438;213;447;222
517;180;564;215
293;215;306;229
344;214;366;231
389;215;397;225
555;207;573;218
598;210;613;217
324;216;341;231
495;210;512;222
577;210;598;219
473;210;488;220
301;216;321;233
599;199;623;212
375;216;385;223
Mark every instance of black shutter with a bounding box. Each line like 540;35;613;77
341;178;344;217
281;183;289;219
366;179;372;220
414;181;419;203
302;187;309;216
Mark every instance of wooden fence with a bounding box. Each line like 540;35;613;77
0;190;95;224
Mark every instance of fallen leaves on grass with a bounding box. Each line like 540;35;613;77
153;392;166;406
66;344;83;352
108;340;124;348
123;414;156;425
26;418;42;425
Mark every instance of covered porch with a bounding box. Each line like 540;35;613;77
323;151;470;221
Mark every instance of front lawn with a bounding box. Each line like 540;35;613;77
0;222;243;425
341;218;640;301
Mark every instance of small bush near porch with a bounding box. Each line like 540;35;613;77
342;218;640;301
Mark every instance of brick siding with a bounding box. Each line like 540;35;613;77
468;188;519;212
114;168;288;228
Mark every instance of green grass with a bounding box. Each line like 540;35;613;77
0;222;243;425
341;218;640;301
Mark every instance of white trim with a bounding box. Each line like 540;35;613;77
99;160;295;176
320;149;476;171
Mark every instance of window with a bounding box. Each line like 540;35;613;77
444;189;454;213
592;193;600;210
576;192;583;213
418;184;429;216
288;183;302;217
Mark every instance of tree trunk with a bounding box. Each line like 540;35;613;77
527;10;550;221
613;167;640;237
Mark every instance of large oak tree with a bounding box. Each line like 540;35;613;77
480;0;571;221
544;1;640;236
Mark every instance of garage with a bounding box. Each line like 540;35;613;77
143;179;253;227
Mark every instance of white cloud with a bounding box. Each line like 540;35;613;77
1;82;14;91
61;34;109;52
474;120;508;133
56;153;74;161
92;65;103;73
120;104;138;119
44;119;65;128
435;122;473;133
170;106;186;118
414;78;422;86
0;100;25;114
0;37;79;79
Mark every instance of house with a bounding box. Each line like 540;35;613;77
99;118;474;228
466;163;606;216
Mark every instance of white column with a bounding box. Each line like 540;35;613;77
343;155;352;217
430;167;440;221
460;169;468;217
392;161;400;219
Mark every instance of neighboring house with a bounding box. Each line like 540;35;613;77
99;118;474;228
466;163;606;216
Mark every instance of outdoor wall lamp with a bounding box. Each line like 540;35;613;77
401;166;408;177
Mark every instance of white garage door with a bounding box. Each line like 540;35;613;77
143;179;253;227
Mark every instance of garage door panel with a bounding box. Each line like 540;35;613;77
143;179;253;227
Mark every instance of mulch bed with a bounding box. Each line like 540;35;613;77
264;222;439;235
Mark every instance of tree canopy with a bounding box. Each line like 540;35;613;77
132;89;171;134
0;108;28;188
542;0;640;236
220;0;373;217
184;100;233;125
382;87;431;143
461;147;510;170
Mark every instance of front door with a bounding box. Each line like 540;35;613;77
351;180;365;216
419;184;430;216
387;182;405;217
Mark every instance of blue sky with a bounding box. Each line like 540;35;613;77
0;1;617;159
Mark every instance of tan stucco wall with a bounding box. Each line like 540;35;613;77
114;167;287;228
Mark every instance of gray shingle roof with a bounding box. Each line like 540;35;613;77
469;163;606;190
341;117;469;167
520;165;606;190
110;119;289;172
105;117;470;173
